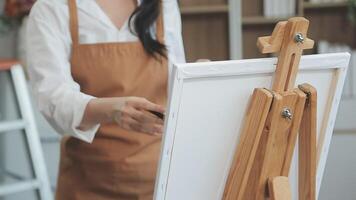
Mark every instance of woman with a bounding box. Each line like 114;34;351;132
26;0;185;199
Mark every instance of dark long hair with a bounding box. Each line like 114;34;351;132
129;0;167;58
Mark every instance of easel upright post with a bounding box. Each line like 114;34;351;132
223;17;317;200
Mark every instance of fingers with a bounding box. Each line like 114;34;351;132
113;97;166;136
127;107;164;125
128;97;165;114
118;116;139;132
119;116;164;135
138;123;164;136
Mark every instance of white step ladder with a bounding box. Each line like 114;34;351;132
0;60;53;199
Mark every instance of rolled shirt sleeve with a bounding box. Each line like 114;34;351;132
26;2;99;143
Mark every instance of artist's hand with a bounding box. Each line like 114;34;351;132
80;97;165;136
112;97;165;135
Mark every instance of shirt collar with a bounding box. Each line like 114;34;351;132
75;0;141;29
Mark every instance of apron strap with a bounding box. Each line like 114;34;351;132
156;1;165;44
68;0;79;46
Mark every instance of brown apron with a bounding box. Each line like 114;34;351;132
56;0;168;199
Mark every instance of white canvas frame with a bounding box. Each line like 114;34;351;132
335;51;356;131
154;53;350;200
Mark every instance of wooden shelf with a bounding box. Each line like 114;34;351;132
303;2;348;9
180;5;288;25
180;5;228;15
180;2;348;21
179;0;354;60
242;16;290;25
180;2;348;15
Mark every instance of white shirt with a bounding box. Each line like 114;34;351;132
26;0;185;143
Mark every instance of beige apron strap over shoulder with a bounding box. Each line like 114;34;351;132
156;1;165;43
68;0;79;46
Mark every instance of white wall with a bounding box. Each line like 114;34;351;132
319;132;356;199
0;74;60;200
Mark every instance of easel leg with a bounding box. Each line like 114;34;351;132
298;84;317;200
223;89;273;200
244;90;306;200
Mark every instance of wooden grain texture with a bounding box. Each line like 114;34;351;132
233;18;314;200
179;0;227;7
298;83;317;200
268;176;292;200
304;2;348;9
241;0;263;17
246;91;303;199
270;17;314;92
281;88;307;176
182;14;229;61
223;88;273;200
241;92;281;200
257;21;314;55
257;21;287;54
180;5;228;15
178;0;230;62
317;70;340;165
243;16;289;25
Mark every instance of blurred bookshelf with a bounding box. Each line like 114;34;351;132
180;5;228;15
179;0;231;61
303;1;348;9
179;0;355;61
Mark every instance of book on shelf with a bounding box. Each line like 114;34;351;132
263;0;296;18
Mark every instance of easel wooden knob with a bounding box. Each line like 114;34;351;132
223;17;317;200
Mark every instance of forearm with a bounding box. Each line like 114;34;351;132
78;98;115;131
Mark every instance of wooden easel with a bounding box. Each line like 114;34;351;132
223;17;317;200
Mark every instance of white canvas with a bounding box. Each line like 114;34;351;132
154;53;350;200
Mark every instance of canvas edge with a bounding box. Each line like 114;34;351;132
316;53;351;198
174;53;350;80
154;65;185;200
